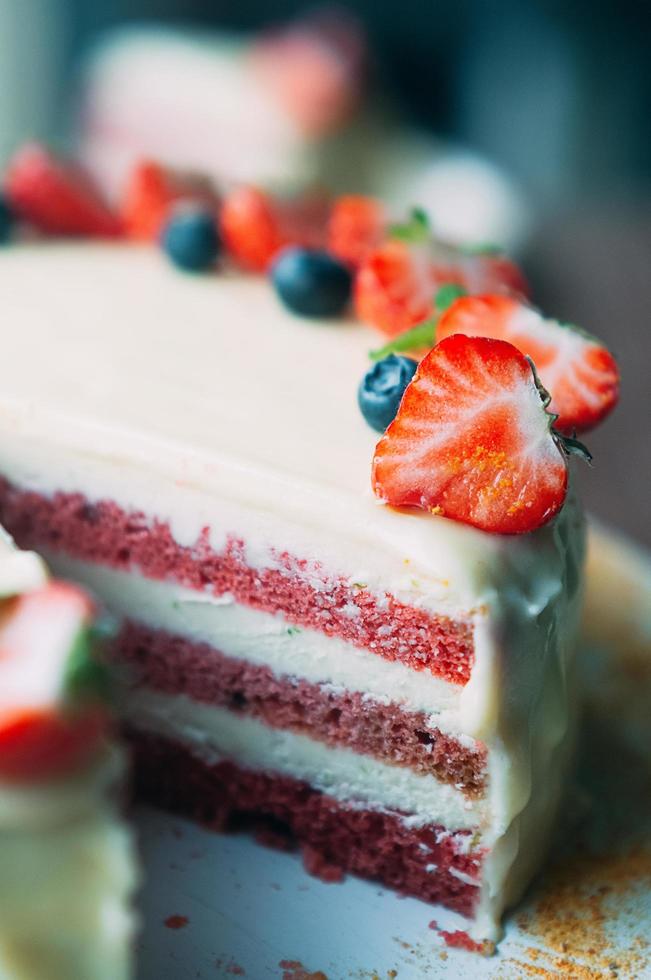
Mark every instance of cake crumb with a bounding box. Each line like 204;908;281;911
163;914;189;930
301;844;345;883
278;960;327;980
214;958;245;976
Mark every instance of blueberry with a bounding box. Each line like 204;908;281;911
271;247;352;317
358;355;418;432
161;204;220;272
0;196;15;245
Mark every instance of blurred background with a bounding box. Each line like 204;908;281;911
0;0;648;543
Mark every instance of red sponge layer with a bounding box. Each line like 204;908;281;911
0;481;475;683
117;621;488;794
129;728;484;917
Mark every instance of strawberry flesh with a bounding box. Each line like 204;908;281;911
372;334;568;534
436;294;619;433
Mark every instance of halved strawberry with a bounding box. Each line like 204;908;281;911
372;334;571;534
4;143;122;237
327;195;386;267
436;294;619;433
0;582;108;782
354;240;434;337
355;238;529;337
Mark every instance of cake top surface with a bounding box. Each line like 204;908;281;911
1;241;379;494
0;241;586;605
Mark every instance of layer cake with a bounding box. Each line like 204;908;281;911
0;242;585;944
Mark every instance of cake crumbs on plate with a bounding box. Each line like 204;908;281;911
214;957;245;975
503;846;651;978
279;959;328;980
163;914;189;930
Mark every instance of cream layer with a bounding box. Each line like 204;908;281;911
44;552;470;729
124;688;485;832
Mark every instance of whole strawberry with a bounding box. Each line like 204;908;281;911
372;334;585;535
436;294;619;433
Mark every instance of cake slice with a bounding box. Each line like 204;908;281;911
0;528;137;980
0;240;585;945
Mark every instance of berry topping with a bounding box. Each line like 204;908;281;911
0;582;109;782
369;283;468;361
122;160;194;241
4;143;122;238
355;240;434;337
358;354;418;432
355;210;529;338
436;294;620;433
161;204;221;272
372;334;575;534
327;195;385;267
271;247;352;317
0;196;15;244
220;185;286;272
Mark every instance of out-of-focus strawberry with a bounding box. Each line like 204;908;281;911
0;582;109;782
327;194;386;267
121;160;211;241
355;240;435;337
220;185;286;272
4;143;122;237
220;185;330;272
355;210;529;337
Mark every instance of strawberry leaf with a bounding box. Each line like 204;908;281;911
434;283;467;312
369;317;437;360
63;624;113;708
388;207;431;243
369;282;468;360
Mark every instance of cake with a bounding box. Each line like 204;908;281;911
0;529;136;980
0;145;620;949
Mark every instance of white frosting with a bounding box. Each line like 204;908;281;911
0;242;586;942
0;528;47;599
123;688;484;832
